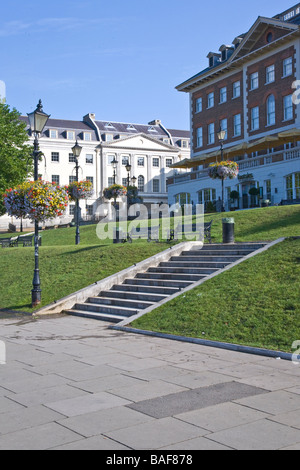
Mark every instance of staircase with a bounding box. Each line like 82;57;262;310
65;243;266;323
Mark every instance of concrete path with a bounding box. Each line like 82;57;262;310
0;314;300;450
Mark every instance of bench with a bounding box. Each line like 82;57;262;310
280;199;300;206
0;237;18;248
127;226;159;243
172;220;213;244
17;234;42;247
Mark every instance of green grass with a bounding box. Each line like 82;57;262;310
0;223;174;313
1;205;300;354
131;238;300;353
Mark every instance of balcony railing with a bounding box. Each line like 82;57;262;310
167;146;300;186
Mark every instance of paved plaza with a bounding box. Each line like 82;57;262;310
0;314;300;450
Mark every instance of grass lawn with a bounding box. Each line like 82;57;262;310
0;205;300;353
131;237;300;353
0;224;174;313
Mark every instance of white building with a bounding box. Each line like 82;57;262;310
2;113;189;229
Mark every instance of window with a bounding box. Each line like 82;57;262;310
266;65;275;84
105;134;113;142
208;123;215;145
266;179;272;200
153;179;160;193
267;95;275;126
51;152;59;162
233;81;241;98
52;175;60;185
50;129;58;139
250;72;259;90
198;188;216;208
176;193;191;205
138;175;144;192
83;132;92;141
67;131;75;140
220;119;228;140
233;114;241;136
86;154;93;164
153;158;160;167
69;205;75;216
122;156;129;165
108;177;114;186
284;94;293;121
69;176;77;184
283;57;293;77
181;140;188;148
195;97;202;113
137;157;144;166
286;172;300;199
86;176;94;188
107;155;115;165
166;158;173;167
251;106;259;130
69;153;76;163
220;87;227;103
197;127;203;148
86;205;93;216
207;92;214;108
122;178;128;186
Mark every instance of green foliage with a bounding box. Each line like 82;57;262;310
0;102;33;215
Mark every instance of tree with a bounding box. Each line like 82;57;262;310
0;102;33;216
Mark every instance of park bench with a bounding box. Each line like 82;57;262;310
16;233;42;247
127;225;159;243
0;236;18;248
172;220;213;244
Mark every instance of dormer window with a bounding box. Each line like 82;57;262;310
148;126;157;132
207;52;221;68
49;129;58;139
219;45;234;62
105;122;115;128
67;130;75;140
127;124;136;131
84;132;92;141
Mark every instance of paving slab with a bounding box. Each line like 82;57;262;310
0;314;300;450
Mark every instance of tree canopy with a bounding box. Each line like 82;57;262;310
0;102;33;216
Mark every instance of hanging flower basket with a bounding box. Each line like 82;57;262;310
208;161;239;180
103;184;127;200
67;180;94;201
3;180;69;222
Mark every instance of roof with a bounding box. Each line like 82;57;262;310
20;116;189;146
176;6;300;93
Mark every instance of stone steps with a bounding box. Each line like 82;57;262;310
64;242;267;323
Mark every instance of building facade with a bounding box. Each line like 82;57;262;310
168;4;300;211
12;114;189;227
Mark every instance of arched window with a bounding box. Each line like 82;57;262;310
138;175;144;192
267;95;275;126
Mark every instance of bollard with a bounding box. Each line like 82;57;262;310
222;217;235;244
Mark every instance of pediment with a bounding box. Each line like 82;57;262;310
229;17;298;61
102;133;178;152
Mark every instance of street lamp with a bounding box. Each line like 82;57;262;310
112;156;118;184
27;100;50;307
217;127;226;212
125;162;132;188
71;140;82;245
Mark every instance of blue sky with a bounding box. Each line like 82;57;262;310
0;0;296;129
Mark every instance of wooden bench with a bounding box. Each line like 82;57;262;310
172;220;212;244
127;226;159;243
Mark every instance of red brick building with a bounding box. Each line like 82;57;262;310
168;4;300;210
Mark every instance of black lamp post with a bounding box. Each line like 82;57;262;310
112;156;118;184
27;100;50;307
217;128;226;212
125;162;132;189
72;140;82;245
